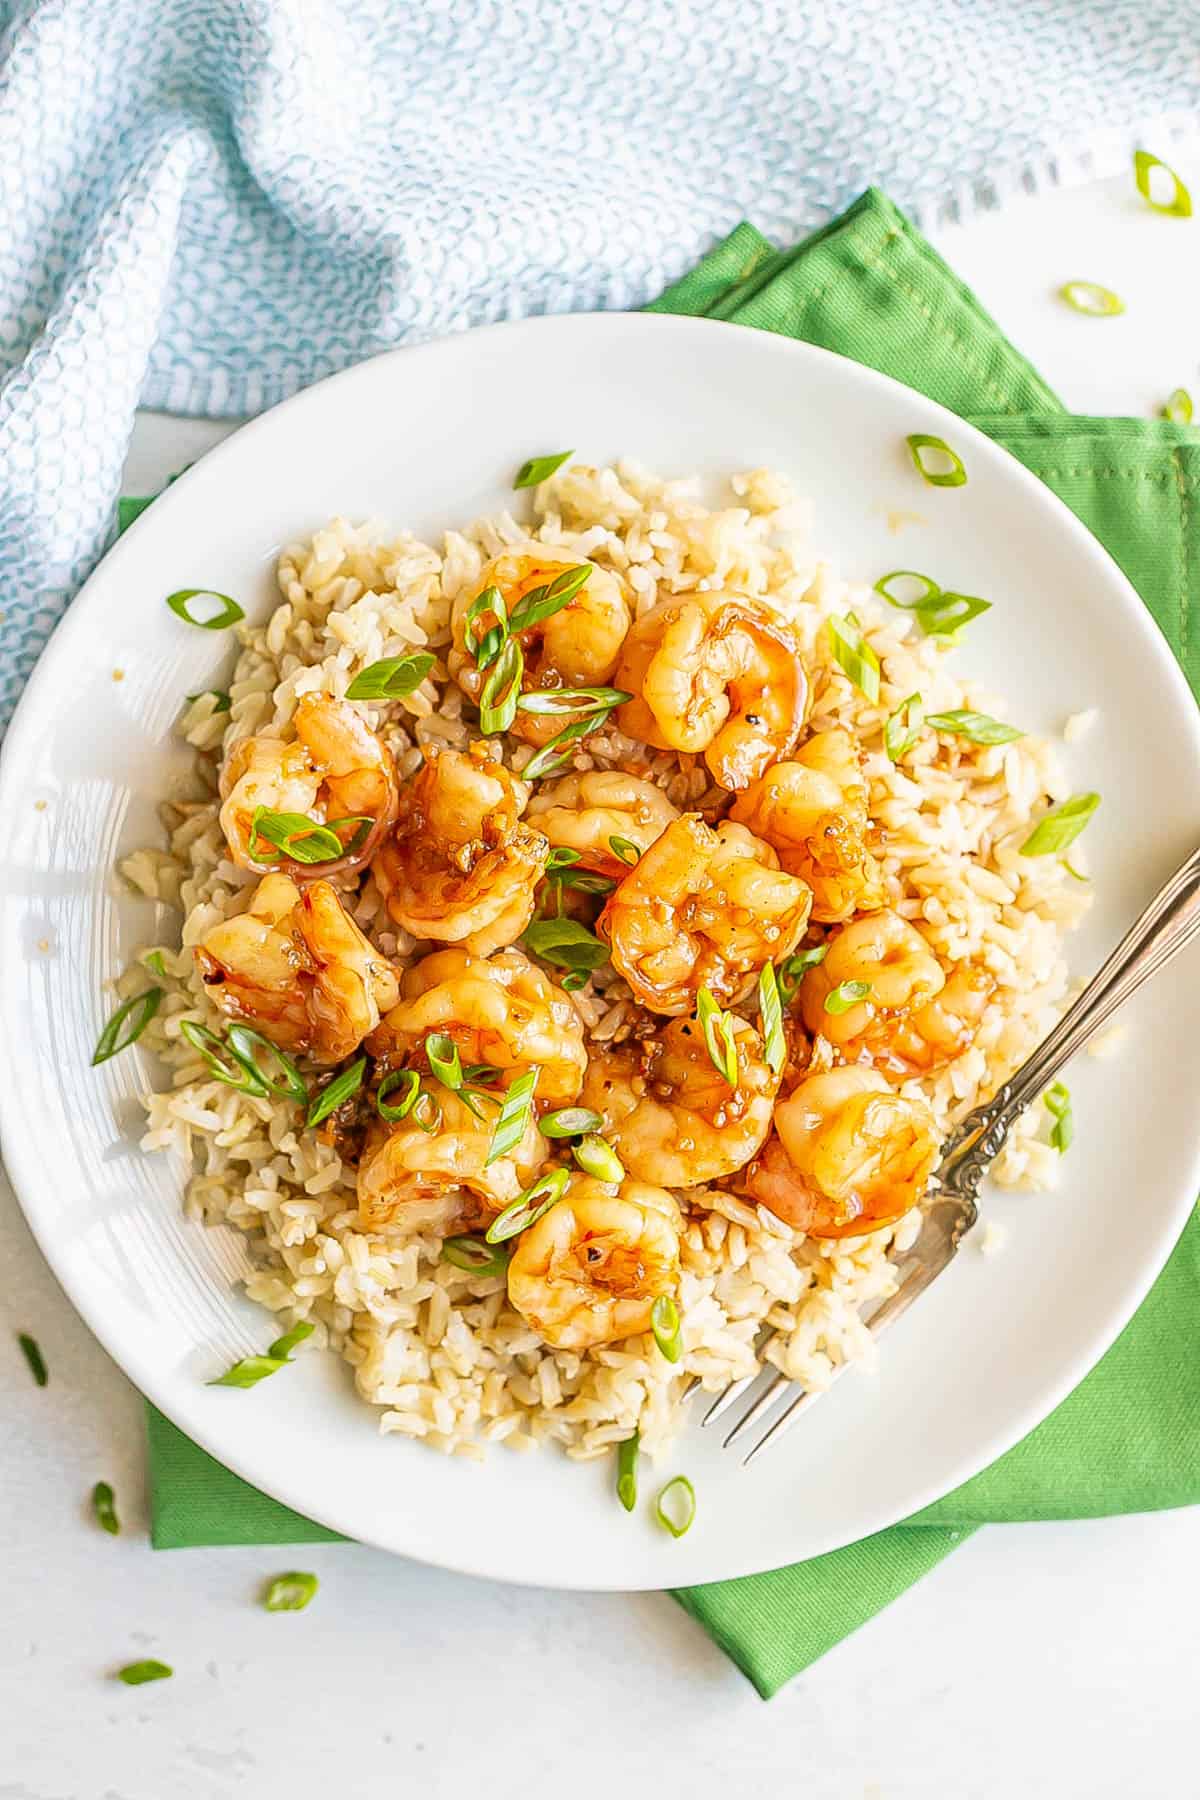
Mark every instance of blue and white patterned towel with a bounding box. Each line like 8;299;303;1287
2;0;1198;731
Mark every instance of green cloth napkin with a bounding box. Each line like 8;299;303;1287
139;187;1200;1699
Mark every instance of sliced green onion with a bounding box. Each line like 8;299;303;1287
479;636;524;734
1134;149;1193;218
546;846;583;871
462;1062;503;1086
757;962;785;1076
915;591;991;639
1019;792;1100;857
540;1106;605;1139
92;987;163;1066
1061;858;1090;884
412;1088;444;1134
208;1320;314;1388
874;570;941;609
376;1069;421;1122
345;651;436;701
463;586;507;671
485;1165;570;1243
655;1474;697;1538
1163;388;1194;424
521;709;617;780
906;434;967;488
185;688;232;712
225;1025;308;1103
514;450;574;490
142;949;168;977
824;979;871;1016
485;1067;540;1166
697;987;739;1087
425;1032;463;1090
180;1020;268;1095
924;709;1023;746
884;692;925;762
778;943;828;1006
248;806;348;866
650;1294;683;1364
441;1236;510;1277
560;969;589;993
509;565;594;634
616;1430;639;1512
517;684;631;717
264;1571;319;1612
826;614;880;703
305;1056;366;1127
118;1660;173;1686
269;1321;314;1359
459;1085;502;1122
1059;281;1124;318
92;1481;120;1535
1044;1081;1074;1153
608;835;641;866
555;868;616;896
573;1134;625;1182
18;1332;48;1387
522;916;609;973
165;587;244;629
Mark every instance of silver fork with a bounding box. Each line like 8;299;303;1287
697;839;1200;1466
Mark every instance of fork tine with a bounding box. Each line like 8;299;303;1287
721;1370;791;1448
699;1368;761;1426
741;1381;823;1465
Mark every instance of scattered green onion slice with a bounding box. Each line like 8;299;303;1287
92;987;163;1066
425;1031;464;1090
305;1056;366;1127
376;1069;421;1122
778;943;828;1006
1061;857;1090;885
344;651;436;701
225;1026;308;1103
462;1062;503;1086
517;685;631;717
521;709;617;780
573;1133;625;1182
522;916;609;974
208;1321;314;1388
924;709;1023;746
142;949;168;978
185;688;232;712
915;591;991;639
264;1571;319;1612
555;868;616;896
463;586;508;671
1134;149;1193;218
92;1481;120;1535
268;1321;314;1361
479;636;525;734
655;1474;697;1538
118;1660;173;1685
459;1085;501;1122
1163;388;1194;424
651;1294;683;1364
441;1236;510;1277
179;1020;267;1094
616;1430;639;1513
546;846;583;871
1044;1081;1074;1153
540;1105;605;1139
412;1088;444;1134
514;450;574;490
560;969;589;993
757;963;785;1076
248;807;348;866
906;434;967;488
1020;792;1100;857
874;570;941;609
485;1165;570;1244
165;587;245;629
697;987;739;1087
608;835;641;866
509;565;594;635
826;614;880;703
18;1332;48;1387
824;979;871;1016
885;692;925;762
486;1068;540;1166
1059;281;1124;318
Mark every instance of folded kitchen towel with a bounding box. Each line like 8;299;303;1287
133;188;1200;1695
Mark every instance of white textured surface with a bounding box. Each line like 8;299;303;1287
5;173;1200;1791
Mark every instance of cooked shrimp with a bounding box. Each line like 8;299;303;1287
194;873;400;1065
744;1067;940;1237
580;1016;779;1187
729;727;885;921
879;962;995;1075
357;1091;547;1235
615;592;807;790
374;745;549;955
506;1175;681;1350
525;771;679;875
599;814;813;1013
799;909;944;1050
449;554;631;746
367;945;587;1105
219;693;398;878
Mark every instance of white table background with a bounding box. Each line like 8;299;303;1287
6;170;1200;1798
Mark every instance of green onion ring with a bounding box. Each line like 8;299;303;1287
179;1020;268;1094
264;1571;319;1612
305;1056;366;1127
1134;149;1193;218
572;1133;625;1182
1059;281;1124;318
165;587;245;629
905;434;967;487
376;1068;421;1122
478;636;524;734
539;1105;605;1139
485;1166;570;1244
650;1294;683;1363
92;987;163;1066
440;1236;510;1277
225;1025;309;1103
616;1430;639;1513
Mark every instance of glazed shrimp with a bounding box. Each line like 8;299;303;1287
194;873;400;1065
615;592;807;790
798;908;944;1050
878;961;995;1076
357;1090;547;1236
729;727;886;921
219;693;399;878
373;745;549;955
744;1067;940;1238
580;1015;779;1187
599;814;813;1013
525;771;679;876
367;945;587;1105
506;1175;681;1350
449;554;631;746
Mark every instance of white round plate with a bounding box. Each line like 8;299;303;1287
3;313;1199;1590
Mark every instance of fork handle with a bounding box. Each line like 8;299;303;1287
938;841;1200;1191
